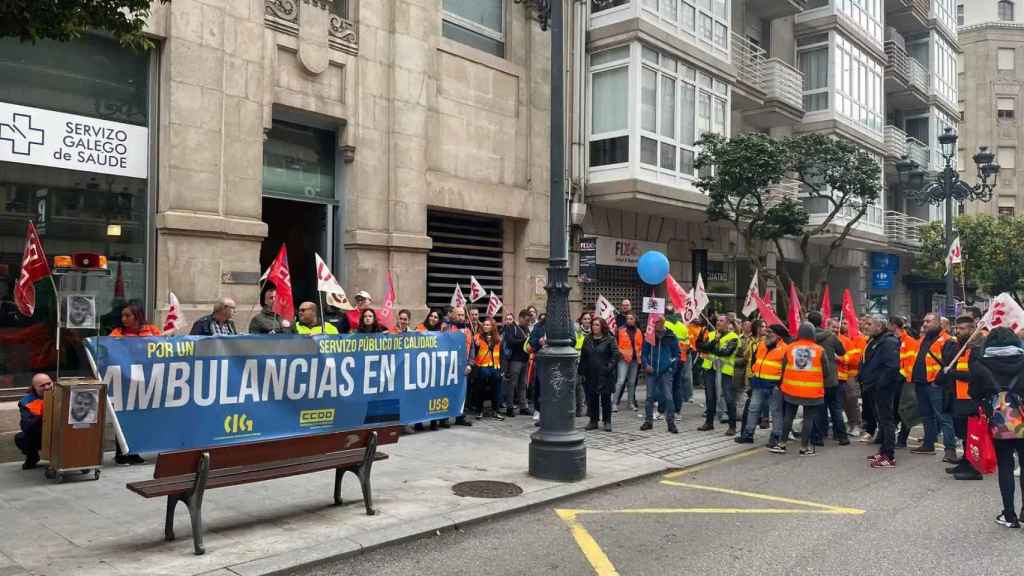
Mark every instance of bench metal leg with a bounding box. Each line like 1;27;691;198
333;468;344;506
165;495;180;541
356;432;379;516
188;452;210;555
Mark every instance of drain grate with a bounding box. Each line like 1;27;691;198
452;480;524;499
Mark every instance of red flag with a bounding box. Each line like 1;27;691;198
14;221;51;317
163;291;184;334
114;262;125;300
819;285;831;328
378;272;397;329
266;245;294;320
644;313;663;345
841;288;861;339
486;291;503;318
753;291;784;327
666;273;688;312
787;281;802;336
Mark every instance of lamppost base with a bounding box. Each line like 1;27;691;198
529;434;586;482
528;343;586;482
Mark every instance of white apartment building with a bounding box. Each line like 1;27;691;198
571;0;960;319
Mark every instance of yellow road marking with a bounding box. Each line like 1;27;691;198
660;480;865;515
555;509;619;576
662;448;761;479
569;508;861;515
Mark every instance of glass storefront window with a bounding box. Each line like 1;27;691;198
0;34;149;396
262;121;337;202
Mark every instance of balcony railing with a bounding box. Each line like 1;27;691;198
884;125;908;159
732;32;766;93
764;180;801;207
885;210;928;247
905;136;929;168
804;197;885;235
908;57;929;92
764;58;804;111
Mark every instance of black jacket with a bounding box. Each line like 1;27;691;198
859;330;901;392
190;314;237;336
579;334;619;394
502;323;530;363
968;350;1024;411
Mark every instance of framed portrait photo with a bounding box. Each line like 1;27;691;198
65;294;97;329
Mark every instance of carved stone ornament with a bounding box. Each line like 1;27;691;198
265;0;298;22
329;15;357;44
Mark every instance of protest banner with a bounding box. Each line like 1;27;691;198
85;333;468;454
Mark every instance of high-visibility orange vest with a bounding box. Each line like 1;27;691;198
751;340;787;382
780;338;825;400
955;346;972;401
898;331;918;381
617;326;643;364
474;334;501;368
25;398;44;417
922;331;952;383
846;335;867;381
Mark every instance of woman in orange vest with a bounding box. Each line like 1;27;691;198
774;322;826;456
109;303;162;337
108;303;159;465
15;373;53;470
613;313;644;411
470;317;503;421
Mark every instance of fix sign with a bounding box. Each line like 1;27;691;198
0;101;149;179
595;236;668;267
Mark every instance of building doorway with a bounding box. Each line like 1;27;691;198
260;197;328;308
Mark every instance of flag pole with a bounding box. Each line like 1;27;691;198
319;289;326;332
49;276;61;383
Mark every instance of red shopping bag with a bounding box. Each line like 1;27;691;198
966;410;998;475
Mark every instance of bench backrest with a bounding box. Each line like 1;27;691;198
152;426;401;479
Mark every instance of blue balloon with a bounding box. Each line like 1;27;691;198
637;251;670;285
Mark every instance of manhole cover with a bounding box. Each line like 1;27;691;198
452;480;524;499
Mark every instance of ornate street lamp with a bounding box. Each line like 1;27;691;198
895;128;999;315
517;0;586;481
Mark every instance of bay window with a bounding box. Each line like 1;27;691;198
799;32;884;135
835;0;882;44
588;42;729;184
442;0;504;57
932;34;958;107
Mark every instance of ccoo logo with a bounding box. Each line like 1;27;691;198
224;413;254;434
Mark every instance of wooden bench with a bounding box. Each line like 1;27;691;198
126;426;401;555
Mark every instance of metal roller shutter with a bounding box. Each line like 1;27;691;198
580;265;646;318
426;211;504;312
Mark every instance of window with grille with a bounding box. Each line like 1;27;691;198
426;211;504;313
580;266;647;325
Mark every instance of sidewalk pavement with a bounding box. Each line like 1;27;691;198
0;399;750;576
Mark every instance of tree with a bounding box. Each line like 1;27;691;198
1;0;169;49
695;132;808;294
917;214;1024;301
777;134;882;304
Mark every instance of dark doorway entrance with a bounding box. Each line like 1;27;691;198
260;197;327;310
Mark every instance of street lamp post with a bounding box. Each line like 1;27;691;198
895;128;1000;316
516;0;586;482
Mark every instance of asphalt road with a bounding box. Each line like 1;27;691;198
291;440;1021;576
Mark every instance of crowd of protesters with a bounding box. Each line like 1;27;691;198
15;287;1024;530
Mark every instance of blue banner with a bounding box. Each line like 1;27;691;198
85;333;467;454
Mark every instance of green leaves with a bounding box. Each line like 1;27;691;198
0;0;169;50
696;132;808;241
917;214;1024;299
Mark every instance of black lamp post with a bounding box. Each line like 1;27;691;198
894;128;999;315
516;0;586;481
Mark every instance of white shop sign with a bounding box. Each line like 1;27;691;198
595;236;668;267
0;101;148;179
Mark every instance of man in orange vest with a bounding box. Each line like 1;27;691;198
737;324;789;447
908;312;958;460
445;306;475;428
945;314;984;480
773;323;826;456
837;317;868;439
15;373;53;469
613;313;644;411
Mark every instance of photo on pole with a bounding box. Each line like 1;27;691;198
65;294;97;329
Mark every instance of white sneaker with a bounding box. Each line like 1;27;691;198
848;426;862;438
532;411;540;421
654;413;663;421
858;432;875;443
1016;465;1021;478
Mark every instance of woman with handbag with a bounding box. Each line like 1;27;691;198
968;327;1024;528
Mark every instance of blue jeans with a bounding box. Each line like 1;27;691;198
645;371;675;423
615;360;639;406
742;386;781;443
672;361;691;413
917;382;956;449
